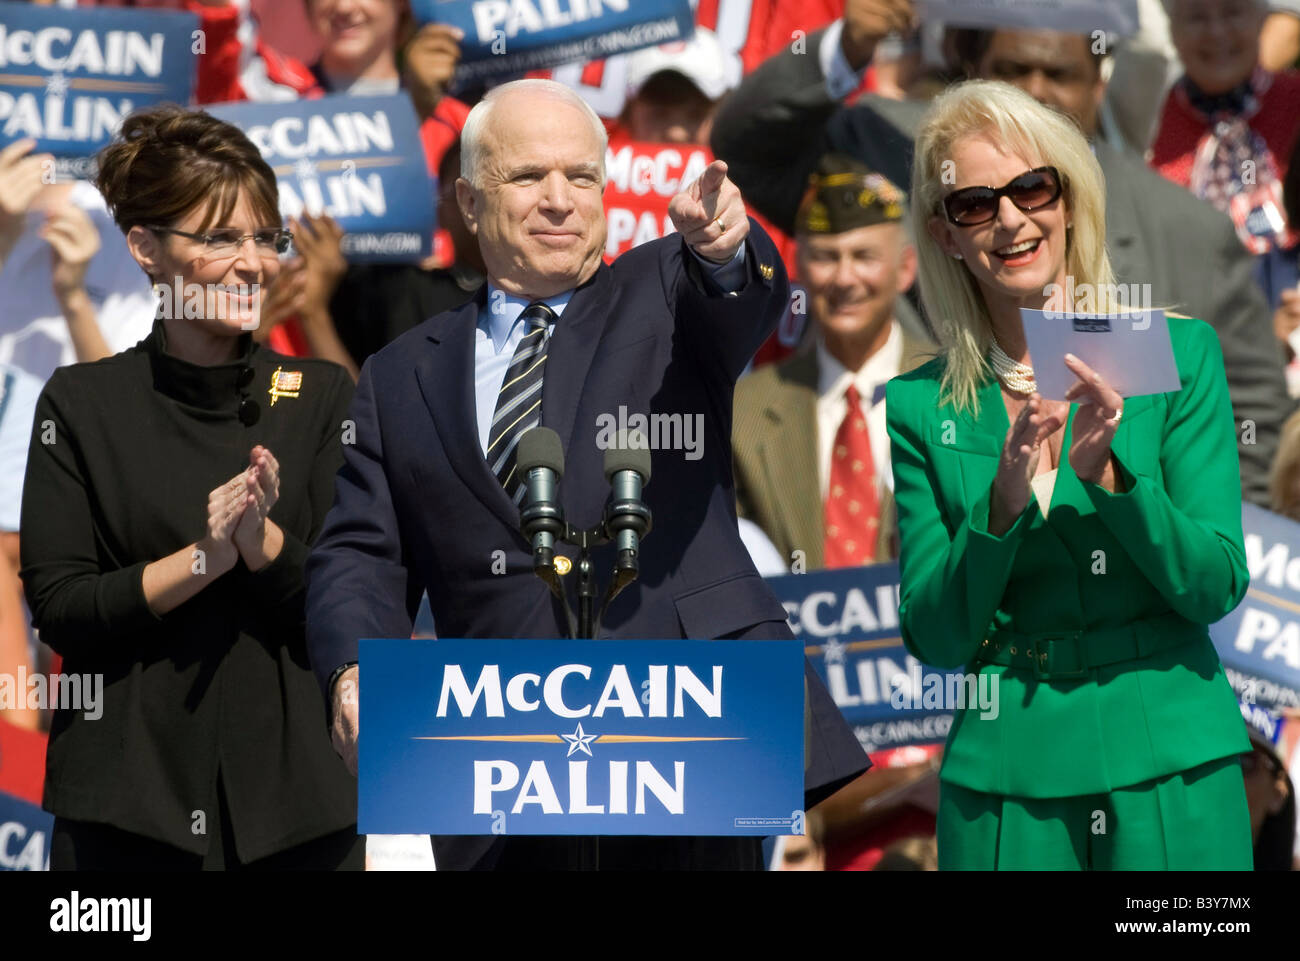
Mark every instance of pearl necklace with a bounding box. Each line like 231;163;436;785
988;341;1036;394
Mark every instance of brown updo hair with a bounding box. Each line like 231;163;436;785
95;104;280;241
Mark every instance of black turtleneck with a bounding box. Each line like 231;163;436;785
19;320;358;862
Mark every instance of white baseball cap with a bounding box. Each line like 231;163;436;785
624;28;742;102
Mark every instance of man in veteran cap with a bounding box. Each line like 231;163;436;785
733;155;934;570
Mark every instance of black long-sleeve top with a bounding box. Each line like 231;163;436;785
19;318;357;862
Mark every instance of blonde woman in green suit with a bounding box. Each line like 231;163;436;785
886;80;1253;870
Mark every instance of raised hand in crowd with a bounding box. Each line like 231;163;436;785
289;212;359;380
404;22;465;121
40;198;113;364
255;256;308;343
0;139;51;267
841;0;915;71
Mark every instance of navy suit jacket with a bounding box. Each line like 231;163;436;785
305;220;867;869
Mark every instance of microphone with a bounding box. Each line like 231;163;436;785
518;428;566;571
603;429;653;574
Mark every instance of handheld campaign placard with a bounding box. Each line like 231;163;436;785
916;0;1139;35
1019;307;1180;401
765;563;959;758
359;638;806;836
205;93;436;264
0;1;198;177
412;0;695;88
1211;503;1300;747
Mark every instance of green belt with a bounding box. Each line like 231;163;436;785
974;611;1197;680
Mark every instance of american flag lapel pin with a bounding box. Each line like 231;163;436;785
268;366;303;407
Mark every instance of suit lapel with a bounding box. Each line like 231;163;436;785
415;289;524;534
761;351;823;567
1096;142;1152;292
540;265;613;458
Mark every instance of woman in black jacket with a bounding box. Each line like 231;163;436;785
19;105;360;870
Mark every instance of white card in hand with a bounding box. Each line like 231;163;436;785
1018;308;1180;401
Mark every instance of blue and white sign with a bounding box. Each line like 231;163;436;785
0;791;52;871
1211;503;1300;745
766;563;954;756
413;0;694;88
359;638;805;836
0;2;198;176
206;93;436;264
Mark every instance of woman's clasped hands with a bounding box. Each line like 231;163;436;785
200;445;283;574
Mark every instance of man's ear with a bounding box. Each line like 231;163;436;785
125;225;162;282
926;215;961;260
455;178;479;236
897;242;919;294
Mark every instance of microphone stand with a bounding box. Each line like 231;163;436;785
529;516;649;640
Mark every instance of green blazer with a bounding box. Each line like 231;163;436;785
884;316;1251;798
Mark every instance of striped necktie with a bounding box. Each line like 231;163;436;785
488;301;556;501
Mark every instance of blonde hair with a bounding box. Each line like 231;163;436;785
911;80;1119;414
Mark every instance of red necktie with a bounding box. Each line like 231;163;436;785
824;384;880;568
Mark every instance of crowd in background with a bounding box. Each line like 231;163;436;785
1;0;1298;871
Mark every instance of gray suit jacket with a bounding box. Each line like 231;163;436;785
712;27;1292;505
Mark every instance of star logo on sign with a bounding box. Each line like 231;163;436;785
46;72;69;98
294;157;319;181
561;723;597;758
823;638;846;665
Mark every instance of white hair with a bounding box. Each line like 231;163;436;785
460;79;608;188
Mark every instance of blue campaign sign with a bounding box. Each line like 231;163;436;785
206;93;436;264
0;790;52;871
412;0;695;87
1210;503;1300;744
0;2;198;175
765;563;956;756
359;638;805;836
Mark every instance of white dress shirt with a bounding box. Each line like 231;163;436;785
815;324;901;501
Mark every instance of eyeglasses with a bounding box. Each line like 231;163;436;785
146;225;294;256
941;166;1064;227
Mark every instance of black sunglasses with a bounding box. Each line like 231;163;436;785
941;166;1064;226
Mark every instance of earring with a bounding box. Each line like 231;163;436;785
952;253;963;260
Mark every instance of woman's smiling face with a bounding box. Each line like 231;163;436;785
928;133;1070;313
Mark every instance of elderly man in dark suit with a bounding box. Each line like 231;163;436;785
712;4;1293;507
305;78;866;871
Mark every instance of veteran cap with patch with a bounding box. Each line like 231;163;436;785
795;153;907;235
